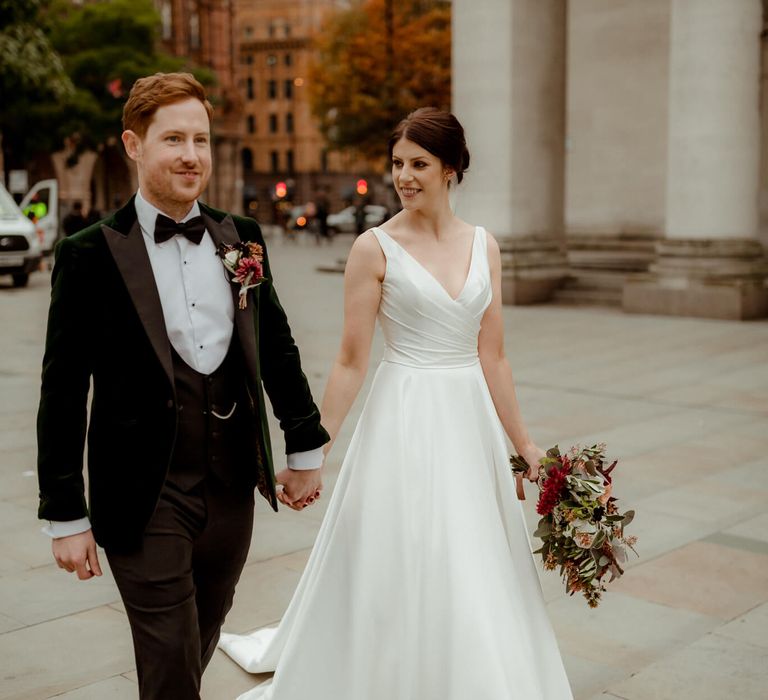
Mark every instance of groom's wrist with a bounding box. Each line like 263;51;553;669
42;517;92;539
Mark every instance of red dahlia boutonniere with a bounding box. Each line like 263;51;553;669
218;241;265;309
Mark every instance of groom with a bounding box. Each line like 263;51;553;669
36;72;329;699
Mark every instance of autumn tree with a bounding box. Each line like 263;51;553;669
309;0;451;160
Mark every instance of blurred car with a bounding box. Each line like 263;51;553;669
0;182;43;288
327;204;387;234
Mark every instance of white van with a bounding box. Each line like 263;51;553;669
20;179;59;253
0;182;44;288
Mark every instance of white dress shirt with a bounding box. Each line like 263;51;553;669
44;191;322;538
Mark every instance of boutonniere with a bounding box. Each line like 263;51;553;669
217;241;266;309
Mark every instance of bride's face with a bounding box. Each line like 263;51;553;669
391;138;450;211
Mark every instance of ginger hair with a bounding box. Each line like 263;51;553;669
122;72;213;138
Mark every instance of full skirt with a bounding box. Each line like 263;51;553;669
219;360;573;699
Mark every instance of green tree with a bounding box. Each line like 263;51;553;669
309;0;451;160
1;0;213;174
0;0;72;99
0;0;73;178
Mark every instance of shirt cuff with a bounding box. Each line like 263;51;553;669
286;447;324;470
42;517;92;539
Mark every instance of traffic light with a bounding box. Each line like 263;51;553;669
275;181;288;198
356;178;368;196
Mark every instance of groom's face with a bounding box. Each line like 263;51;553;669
122;98;212;215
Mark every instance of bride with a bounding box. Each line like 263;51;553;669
219;107;573;699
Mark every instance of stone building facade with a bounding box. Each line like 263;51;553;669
453;0;768;320
236;0;377;221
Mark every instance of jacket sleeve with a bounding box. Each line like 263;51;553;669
243;221;330;454
37;238;92;521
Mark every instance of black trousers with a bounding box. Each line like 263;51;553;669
106;476;254;700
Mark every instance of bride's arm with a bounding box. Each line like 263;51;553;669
478;234;544;478
319;231;384;456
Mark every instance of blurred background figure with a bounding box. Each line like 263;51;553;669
315;188;331;244
62;201;87;237
22;192;47;223
84;206;102;226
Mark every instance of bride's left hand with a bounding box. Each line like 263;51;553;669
519;444;546;482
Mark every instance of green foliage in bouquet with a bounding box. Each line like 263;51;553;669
511;444;637;608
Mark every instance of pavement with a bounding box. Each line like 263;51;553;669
1;231;767;700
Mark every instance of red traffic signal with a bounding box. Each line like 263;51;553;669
356;178;368;196
275;182;288;198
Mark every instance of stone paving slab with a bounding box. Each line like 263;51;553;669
606;633;768;700
41;677;137;700
1;235;767;699
0;607;134;700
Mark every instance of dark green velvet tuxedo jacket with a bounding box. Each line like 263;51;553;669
37;197;329;550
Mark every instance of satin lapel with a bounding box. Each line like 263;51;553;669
201;211;261;392
102;218;174;387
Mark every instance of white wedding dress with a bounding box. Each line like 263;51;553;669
219;226;573;699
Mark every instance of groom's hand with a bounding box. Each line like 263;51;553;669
52;530;103;580
276;468;323;511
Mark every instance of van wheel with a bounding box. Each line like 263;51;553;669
12;273;29;288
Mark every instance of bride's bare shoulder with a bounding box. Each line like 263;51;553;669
346;230;386;278
476;227;501;265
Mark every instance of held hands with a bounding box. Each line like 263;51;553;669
276;467;323;511
52;529;103;580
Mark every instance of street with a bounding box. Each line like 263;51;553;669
1;233;767;699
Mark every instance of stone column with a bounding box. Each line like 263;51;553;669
624;0;768;319
452;0;567;304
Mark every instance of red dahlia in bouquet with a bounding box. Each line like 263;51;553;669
511;444;637;608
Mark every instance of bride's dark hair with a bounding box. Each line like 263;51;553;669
388;107;470;183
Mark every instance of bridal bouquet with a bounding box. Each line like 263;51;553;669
511;444;637;608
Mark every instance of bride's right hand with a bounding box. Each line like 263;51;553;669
518;444;546;482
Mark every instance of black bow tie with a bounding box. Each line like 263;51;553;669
154;214;206;245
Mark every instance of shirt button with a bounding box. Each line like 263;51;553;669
191;303;196;308
199;345;203;349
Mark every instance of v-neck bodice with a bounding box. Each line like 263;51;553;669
371;226;492;368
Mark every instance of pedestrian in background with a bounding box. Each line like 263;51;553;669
315;188;330;243
62;201;87;237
